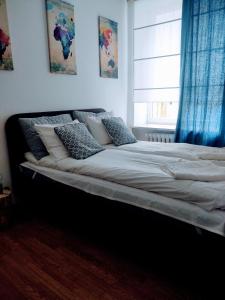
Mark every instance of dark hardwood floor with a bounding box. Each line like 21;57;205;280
0;218;206;300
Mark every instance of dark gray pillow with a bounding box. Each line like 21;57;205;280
102;117;137;146
19;114;72;160
72;111;113;123
54;123;104;159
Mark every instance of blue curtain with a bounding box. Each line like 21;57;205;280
175;0;225;146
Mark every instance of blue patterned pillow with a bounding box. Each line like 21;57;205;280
19;114;72;160
72;111;113;123
102;117;137;146
54;123;104;159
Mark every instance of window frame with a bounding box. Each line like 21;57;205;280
131;0;182;128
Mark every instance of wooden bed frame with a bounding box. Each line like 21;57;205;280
5;108;225;246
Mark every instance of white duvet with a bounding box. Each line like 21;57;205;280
165;160;225;182
107;141;225;161
27;145;225;212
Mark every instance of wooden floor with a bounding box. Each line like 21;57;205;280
0;220;221;300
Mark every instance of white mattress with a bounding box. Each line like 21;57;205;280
21;161;225;237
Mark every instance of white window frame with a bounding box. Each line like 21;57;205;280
129;0;182;128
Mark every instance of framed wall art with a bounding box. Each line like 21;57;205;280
46;0;77;75
0;0;13;71
99;16;118;79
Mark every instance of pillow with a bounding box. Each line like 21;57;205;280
102;117;137;146
34;120;79;161
85;115;112;145
54;123;104;159
19;114;72;160
72;110;113;124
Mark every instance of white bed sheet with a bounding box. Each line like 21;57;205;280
21;161;225;237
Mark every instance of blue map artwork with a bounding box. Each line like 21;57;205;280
46;0;77;74
53;12;75;60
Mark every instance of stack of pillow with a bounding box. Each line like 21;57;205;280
19;110;137;161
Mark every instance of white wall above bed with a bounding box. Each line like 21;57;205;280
0;0;128;186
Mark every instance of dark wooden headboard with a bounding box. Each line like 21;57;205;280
5;108;105;191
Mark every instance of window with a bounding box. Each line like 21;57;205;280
132;0;182;128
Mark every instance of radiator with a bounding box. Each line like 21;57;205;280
145;132;175;143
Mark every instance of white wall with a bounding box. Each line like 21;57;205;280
0;0;127;186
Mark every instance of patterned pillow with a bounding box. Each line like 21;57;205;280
102;117;137;146
19;114;72;160
72;110;113;124
54;123;104;159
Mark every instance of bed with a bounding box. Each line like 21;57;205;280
5;108;225;239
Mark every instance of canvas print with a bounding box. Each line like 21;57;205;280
46;0;77;75
99;16;118;79
0;0;13;70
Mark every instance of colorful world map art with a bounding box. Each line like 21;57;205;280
46;0;77;75
0;0;13;71
99;16;118;79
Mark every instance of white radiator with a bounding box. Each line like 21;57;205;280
145;132;175;143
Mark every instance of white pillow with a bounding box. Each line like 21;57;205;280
86;115;112;145
34;120;79;160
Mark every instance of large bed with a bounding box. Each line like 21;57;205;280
5;108;225;239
